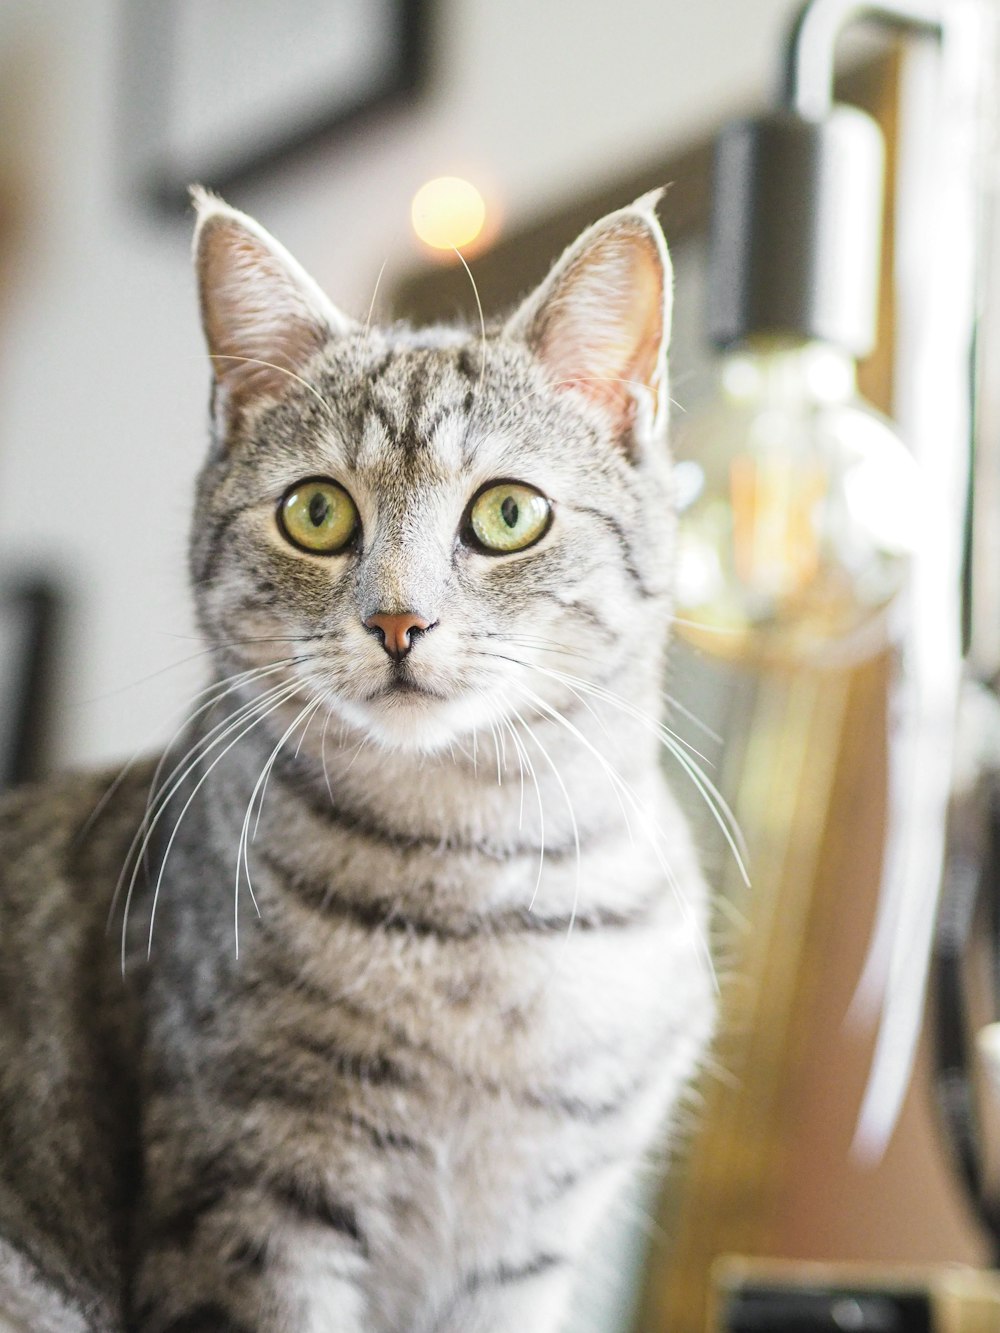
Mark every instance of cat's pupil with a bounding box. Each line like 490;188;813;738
501;496;519;528
309;492;330;527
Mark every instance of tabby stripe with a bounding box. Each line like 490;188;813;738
233;953;465;1087
455;347;480;383
192;500;258;587
227;1234;268;1275
361;350;394;388
284;1031;416;1088
418;402;459;446
463;1252;565;1296
144;1146;256;1250
366;398;396;446
526;1085;637;1123
147;1187;226;1250
240;949;662;1119
538;590;613;636
271;1177;367;1254
214;1050;413;1117
530;1153;627;1207
274;754;593;860
148;1164;366;1256
0;1232;86;1321
155;1304;253;1333
335;1111;427;1155
401;360;431;451
574;503;653;596
268;857;656;940
523;1035;673;1123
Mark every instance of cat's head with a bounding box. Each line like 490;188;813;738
190;189;676;754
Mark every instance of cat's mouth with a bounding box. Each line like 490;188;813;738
368;675;447;703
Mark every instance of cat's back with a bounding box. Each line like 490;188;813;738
0;762;152;996
0;764;152;1331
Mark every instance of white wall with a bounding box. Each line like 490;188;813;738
0;0;800;769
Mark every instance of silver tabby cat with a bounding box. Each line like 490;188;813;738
0;190;714;1332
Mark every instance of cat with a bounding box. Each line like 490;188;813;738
0;188;715;1332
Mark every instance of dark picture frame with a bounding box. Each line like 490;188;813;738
0;578;61;791
119;0;431;213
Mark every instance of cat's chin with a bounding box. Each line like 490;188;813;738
330;691;495;756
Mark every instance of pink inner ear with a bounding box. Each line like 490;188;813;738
198;219;330;415
535;228;665;428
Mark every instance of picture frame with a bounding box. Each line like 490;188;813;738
119;0;431;212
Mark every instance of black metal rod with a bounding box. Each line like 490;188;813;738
783;0;943;117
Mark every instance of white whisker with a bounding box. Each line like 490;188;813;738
501;712;542;894
503;658;748;883
237;694;324;956
453;247;487;397
357;258;389;371
138;679;304;967
84;659;297;858
510;680;716;986
508;701;581;937
111;675;301;947
209;354;334;422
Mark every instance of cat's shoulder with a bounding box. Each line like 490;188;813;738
0;760;156;896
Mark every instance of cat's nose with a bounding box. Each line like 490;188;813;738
364;611;434;662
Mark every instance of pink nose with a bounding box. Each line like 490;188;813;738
364;612;433;662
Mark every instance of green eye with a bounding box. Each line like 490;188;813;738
278;478;359;554
468;481;551;554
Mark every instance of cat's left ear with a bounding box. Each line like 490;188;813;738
503;191;672;453
191;187;356;431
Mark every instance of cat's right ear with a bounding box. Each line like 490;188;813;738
191;187;354;433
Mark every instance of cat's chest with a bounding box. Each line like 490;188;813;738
251;829;694;1084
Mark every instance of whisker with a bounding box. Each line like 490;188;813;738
453;247;487;398
508;700;581;935
319;703;339;808
237;694;324;956
508;658;748;884
661;690;723;745
117;678;299;970
511;680;715;984
477;649;714;767
156;629;340;648
142;661;303;848
667;613;742;637
139;680;304;965
342;736;369;775
357;258;389;370
83;643;224;702
488;718;503;787
500;711;542;895
209;354;334;423
81;660;298;853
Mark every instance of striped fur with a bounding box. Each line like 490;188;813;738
0;195;714;1331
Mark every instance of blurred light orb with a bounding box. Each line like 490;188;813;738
411;177;487;252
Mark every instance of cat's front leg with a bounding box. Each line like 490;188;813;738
129;1226;370;1333
429;1258;575;1333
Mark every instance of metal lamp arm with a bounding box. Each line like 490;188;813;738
784;0;945;117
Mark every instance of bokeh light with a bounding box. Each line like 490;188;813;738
411;176;488;253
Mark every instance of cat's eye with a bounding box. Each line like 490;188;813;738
467;481;552;554
278;478;359;555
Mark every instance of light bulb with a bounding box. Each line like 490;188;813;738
673;337;920;667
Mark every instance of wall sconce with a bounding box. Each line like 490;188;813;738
674;104;920;668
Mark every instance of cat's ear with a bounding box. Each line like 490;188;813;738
191;187;355;429
503;191;672;450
